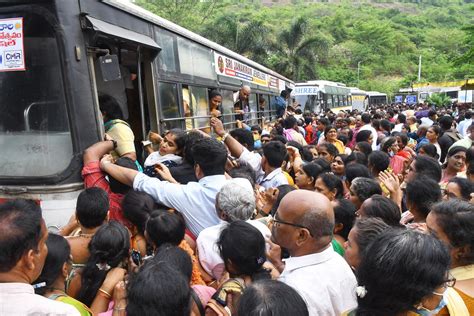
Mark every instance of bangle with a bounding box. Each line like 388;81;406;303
114;306;126;311
109;139;117;149
221;133;229;142
258;208;269;217
98;288;112;299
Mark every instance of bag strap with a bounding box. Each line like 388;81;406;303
191;288;205;316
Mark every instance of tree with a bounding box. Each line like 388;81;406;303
269;17;331;81
426;93;452;107
201;16;272;64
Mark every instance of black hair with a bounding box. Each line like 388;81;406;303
406;176;441;219
146;211;185;249
413;155;442;182
270;185;296;216
333;199;356;240
229;162;257;188
34;234;70;295
280;90;289;98
428;125;441;137
368;151;390;174
380;119;391;132
217;221;271;281
346;151;368;166
191;138;227;176
419;143;439;160
166;129;187;154
351;177;382;204
318;173;344;199
354;142;372;157
345;164;371;185
360;194;401;227
251;125;262;135
301;163;324;186
318;117;330;127
0;199;42;272
78;221;130;306
209;89;222;99
447;177;474;201
122;191;156;234
237;280;309;316
396;133;409;146
381;136;397;153
431;200;474;265
439;115;453;130
76;187;109;229
99;94;123;121
153;245;192;282
361;113;371;124
109;157;138;194
272;134;287;144
446;146;467;164
352;217;390;263
126;261;191;316
397;113;406;124
183;131;205;165
324;125;337;136
263;141;287;168
283;116;297;129
312;158;331;173
318;142;338;157
301;147;314;162
230;128;255;151
286;141;304;157
355;229;450;316
356;130;372;143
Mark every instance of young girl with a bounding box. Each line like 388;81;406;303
143;129;186;177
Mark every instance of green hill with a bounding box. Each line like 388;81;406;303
137;0;474;96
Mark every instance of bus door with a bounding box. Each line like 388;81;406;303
83;16;160;164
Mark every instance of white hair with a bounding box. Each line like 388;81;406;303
217;178;255;222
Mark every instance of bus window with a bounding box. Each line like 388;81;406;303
159;82;182;130
0;12;72;177
177;37;215;80
189;86;209;129
155;29;178;73
221;90;235;129
248;93;258;126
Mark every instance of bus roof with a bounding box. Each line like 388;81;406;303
102;0;293;84
366;91;387;97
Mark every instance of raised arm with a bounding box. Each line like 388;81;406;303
83;139;116;164
210;117;244;158
100;154;138;187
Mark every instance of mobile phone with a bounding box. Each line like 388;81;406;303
131;249;142;266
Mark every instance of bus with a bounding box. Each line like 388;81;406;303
0;0;293;229
366;91;388;106
292;80;351;113
349;87;368;112
399;80;473;104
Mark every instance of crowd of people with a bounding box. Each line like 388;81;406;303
1;94;474;316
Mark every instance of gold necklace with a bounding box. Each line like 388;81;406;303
79;233;94;238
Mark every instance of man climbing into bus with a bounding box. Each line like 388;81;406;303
274;90;289;118
233;85;251;121
99;94;137;163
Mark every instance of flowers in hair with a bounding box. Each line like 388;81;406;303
96;262;111;271
356;285;367;298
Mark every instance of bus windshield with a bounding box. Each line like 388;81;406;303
0;11;72;178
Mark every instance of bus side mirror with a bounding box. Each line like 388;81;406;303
98;54;121;82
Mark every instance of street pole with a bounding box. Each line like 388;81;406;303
357;61;361;86
418;55;421;82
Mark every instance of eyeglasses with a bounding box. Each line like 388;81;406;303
271;215;313;237
432;276;456;296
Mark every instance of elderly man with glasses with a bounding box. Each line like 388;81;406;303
267;190;357;316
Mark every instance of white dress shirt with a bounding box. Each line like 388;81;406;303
133;172;226;237
197;220;271;279
457;118;472;137
239;148;288;189
0;282;80;316
420;117;434;127
279;246;357;316
358;124;378;150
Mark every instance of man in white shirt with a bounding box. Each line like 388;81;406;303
0;199;79;316
457;111;472;137
358;113;378;150
197;178;270;280
211;118;288;189
101;137;228;237
392;113;406;133
267;190;357;316
420;109;437;127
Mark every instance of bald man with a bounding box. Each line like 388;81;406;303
268;190;357;316
234;85;251;121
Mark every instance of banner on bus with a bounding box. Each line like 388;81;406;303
292;86;320;96
214;53;279;90
0;17;25;72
